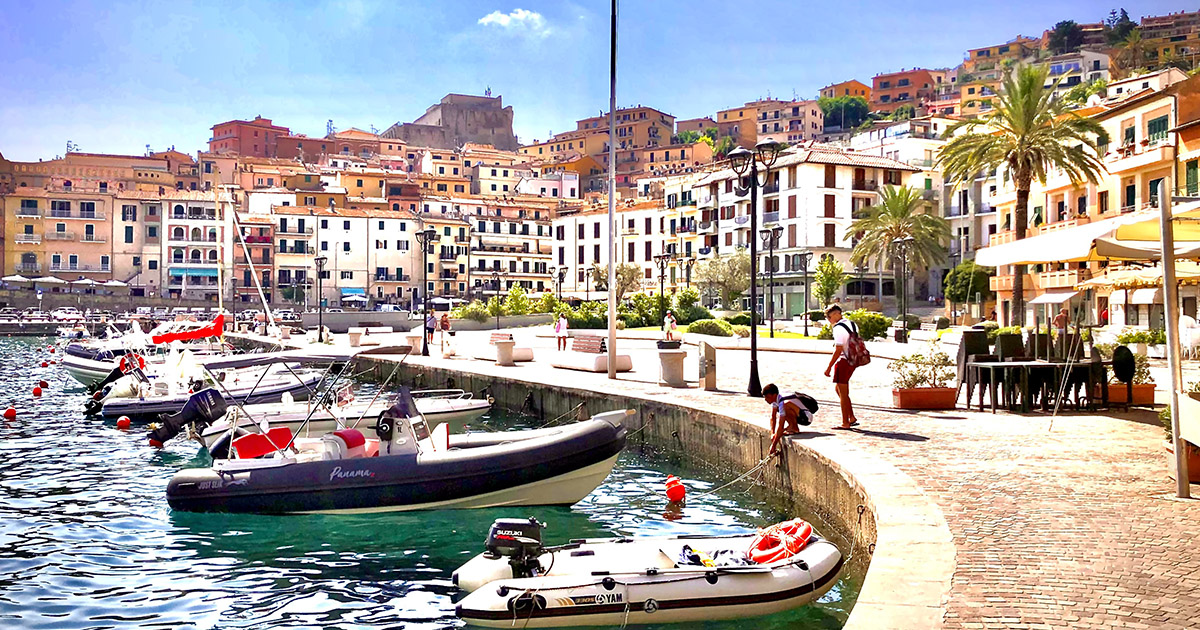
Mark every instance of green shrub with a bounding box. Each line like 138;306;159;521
678;304;713;325
731;325;750;338
844;309;891;341
565;301;608;329
1151;328;1167;344
903;313;922;330
486;296;506;317
935;316;950;330
817;324;833;340
451;300;489;323
723;312;751;326
807;310;826;323
889;349;955;389
1159;406;1173;440
688;318;734;337
1093;343;1116;359
673;287;701;313
989;325;1022;344
628;292;658;325
1116;328;1152;344
503;285;531;316
532;293;559;314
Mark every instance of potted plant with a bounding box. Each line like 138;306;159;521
889;347;957;410
1159;405;1200;483
1107;353;1156;405
1116;328;1152;356
1146;328;1167;358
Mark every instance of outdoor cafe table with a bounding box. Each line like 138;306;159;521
965;359;1111;413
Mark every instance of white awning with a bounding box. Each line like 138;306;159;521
1130;287;1162;305
1028;290;1078;305
1109;289;1126;304
975;212;1157;266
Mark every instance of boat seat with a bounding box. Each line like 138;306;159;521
232;427;294;459
323;428;367;460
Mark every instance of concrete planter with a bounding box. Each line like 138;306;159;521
892;387;957;410
1164;441;1200;483
1104;383;1156;405
1147;344;1166;358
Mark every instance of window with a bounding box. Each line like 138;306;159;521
124;226;134;243
645;241;652;261
824;224;836;247
1099;190;1110;213
1147;115;1170;143
343;220;350;230
147;226;158;238
594;222;601;238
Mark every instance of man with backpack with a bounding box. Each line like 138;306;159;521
824;304;867;430
761;384;817;455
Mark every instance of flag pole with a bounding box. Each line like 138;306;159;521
1159;178;1189;498
606;0;618;379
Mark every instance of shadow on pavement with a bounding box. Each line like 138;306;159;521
845;427;929;442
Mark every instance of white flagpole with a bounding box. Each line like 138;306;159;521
1159;178;1189;498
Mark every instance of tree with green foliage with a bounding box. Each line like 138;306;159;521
818;95;870;129
943;260;994;305
813;255;848;307
486;295;505;317
674;130;701;145
938;65;1105;325
1104;8;1136;45
847;186;951;304
1061;78;1108;106
890;104;916;121
703;127;718;140
1048;20;1084;54
503;285;531;315
533;292;559;314
1112;29;1149;78
694;250;750;309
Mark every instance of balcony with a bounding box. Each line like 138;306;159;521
698;246;713;256
46;231;74;241
50;263;110;273
15;263;41;273
989;230;1018;247
374;274;412;282
852;180;878;192
438;253;458;261
977;203;996;214
989;274;1034;292
921;189;938;201
910;159;936;168
81;234;106;243
278;245;314;255
50;210;106;220
763;211;780;224
1038;269;1086;289
171;211;219;221
733;215;749;225
276;226;314;235
676;223;693;234
169;235;219;243
439;271;459;279
14;234;42;244
1105;142;1174;174
698;221;714;232
16;207;40;217
762;182;779;195
698;195;716;208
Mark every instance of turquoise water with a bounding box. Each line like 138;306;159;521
0;337;859;629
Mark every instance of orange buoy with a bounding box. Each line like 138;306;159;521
116;417;131;430
665;475;686;503
148;438;163;448
32;387;42;397
38;380;48;388
2;407;15;420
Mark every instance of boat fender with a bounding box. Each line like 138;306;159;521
497;585;508;597
705;572;718;585
601;577;616;591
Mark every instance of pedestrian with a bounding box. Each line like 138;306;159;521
425;312;436;346
1053;307;1069;338
761;384;816;455
664;310;678;341
439;312;451;346
987;309;997;322
554;311;569;351
1099;306;1109;326
823;304;860;430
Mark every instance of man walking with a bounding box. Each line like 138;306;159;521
823;304;860;430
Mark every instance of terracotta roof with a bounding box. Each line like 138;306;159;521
236;214;275;224
786;147;922;171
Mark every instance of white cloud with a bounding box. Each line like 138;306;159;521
477;8;552;38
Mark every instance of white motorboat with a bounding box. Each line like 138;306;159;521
61;320;228;387
192;389;492;454
453;518;842;627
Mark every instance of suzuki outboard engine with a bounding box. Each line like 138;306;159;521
484;517;545;579
148;388;229;445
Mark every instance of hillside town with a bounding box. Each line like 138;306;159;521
1;8;1198;328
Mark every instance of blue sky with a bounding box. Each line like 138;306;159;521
0;0;1190;161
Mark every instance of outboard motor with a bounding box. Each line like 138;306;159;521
148;388;229;445
484;517;546;579
88;365;126;394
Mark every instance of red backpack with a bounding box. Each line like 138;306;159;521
836;320;871;367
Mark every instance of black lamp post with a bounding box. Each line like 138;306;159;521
798;250;813;337
550;266;565;301
759;226;782;338
893;236;914;343
654;253;674;331
728;140;782;397
855;262;868;311
584;267;592;303
490;270;506;330
231;277;238;322
314;255;328;342
684;257;696;289
416;227;438;356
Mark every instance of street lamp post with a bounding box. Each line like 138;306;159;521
231;278;238;323
654;253;674;331
684;257;696;289
728;140;783;397
584;267;592;303
798;251;813;337
415;227;438;356
892;236;914;343
855;262;867;311
759;226;782;338
314;256;328;342
490;270;506;330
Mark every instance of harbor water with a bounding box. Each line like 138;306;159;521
0;337;861;629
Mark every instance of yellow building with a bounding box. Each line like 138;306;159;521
960;36;1040;118
820;79;871;101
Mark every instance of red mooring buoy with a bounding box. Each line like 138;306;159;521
116;417;131;430
2;408;16;420
32;387;42;397
40;362;48;368
38;380;48;389
665;475;686;503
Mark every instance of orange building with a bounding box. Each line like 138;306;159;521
208;116;290;157
820;79;871;101
871;69;942;113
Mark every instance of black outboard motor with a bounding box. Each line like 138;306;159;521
148;388;229;445
484;517;545;579
88;365;126;394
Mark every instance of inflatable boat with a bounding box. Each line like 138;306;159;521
165;388;629;514
453;518;842;627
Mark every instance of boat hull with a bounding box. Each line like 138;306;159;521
100;372;323;421
167;418;626;514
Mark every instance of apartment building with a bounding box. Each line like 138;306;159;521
959;36;1040;118
1140;9;1200;66
208;116;290;157
676;117;717;134
754;99;825;145
162;193;228;302
1032;50;1111;100
233;213;276;304
871;69;943;114
820;80;871;101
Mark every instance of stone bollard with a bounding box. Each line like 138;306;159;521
348;330;362;347
698;341;717;391
405;333;423;355
494;339;516;366
658;349;687;387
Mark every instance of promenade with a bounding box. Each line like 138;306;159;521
246;325;1200;629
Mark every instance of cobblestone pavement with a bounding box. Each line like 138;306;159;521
422;329;1200;629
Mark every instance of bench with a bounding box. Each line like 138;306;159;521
910;322;940;343
472;331;534;362
551;334;632;373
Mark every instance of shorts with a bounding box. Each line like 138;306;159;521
832;359;855;384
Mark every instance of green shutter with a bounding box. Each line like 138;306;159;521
924;178;933;190
1125;184;1136;209
1123;126;1136;145
1147;116;1169;142
1187;160;1198;196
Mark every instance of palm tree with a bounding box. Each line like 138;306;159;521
938;64;1105;325
846;186;950;306
1112;29;1148;79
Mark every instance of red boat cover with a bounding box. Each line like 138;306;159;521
152;315;224;344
